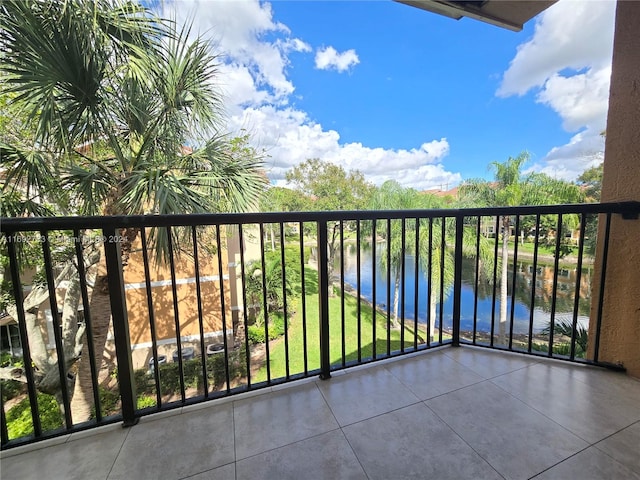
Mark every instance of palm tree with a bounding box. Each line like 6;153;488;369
1;0;266;422
372;182;493;340
460;153;582;342
371;181;422;328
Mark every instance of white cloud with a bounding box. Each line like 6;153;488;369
173;0;301;101
536;66;611;132
315;46;360;72
166;0;459;191
497;0;615;180
228;106;459;189
527;129;605;181
498;1;615;98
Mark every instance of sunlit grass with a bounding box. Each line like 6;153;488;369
252;267;424;383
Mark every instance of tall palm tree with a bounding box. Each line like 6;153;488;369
371;181;417;327
1;0;266;422
372;182;493;339
460;153;582;342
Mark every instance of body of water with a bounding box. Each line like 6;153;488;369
340;243;592;335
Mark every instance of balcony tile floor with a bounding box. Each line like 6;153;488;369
2;346;640;480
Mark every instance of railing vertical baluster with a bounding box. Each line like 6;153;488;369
140;228;161;407
166;227;185;402
593;213;612;363
386;218;392;356
215;225;231;392
413;218;420;351
439;218;445;344
318;221;331;380
427;218;433;346
103;226;137;427
400;218;406;351
298;222;308;375
1;399;8;445
372;219;377;359
340;221;345;367
191;226;208;397
472;217;481;344
259;224;270;383
508;215;520;350
548;214;564;356
452;215;464;347
356;219;362;362
40;231;72;429
490;215;500;347
528;215;541;353
280;222;290;380
73;229;102;420
6;234;42;437
570;214;587;361
238;224;252;386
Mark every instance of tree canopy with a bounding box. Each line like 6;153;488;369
285;158;374;211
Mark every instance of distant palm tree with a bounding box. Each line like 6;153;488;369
372;181;493;340
460;153;582;342
1;0;266;421
371;181;423;328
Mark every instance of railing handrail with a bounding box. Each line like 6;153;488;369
2;200;637;449
1;201;639;232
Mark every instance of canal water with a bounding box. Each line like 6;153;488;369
340;243;592;335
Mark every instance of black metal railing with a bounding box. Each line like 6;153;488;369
1;202;638;449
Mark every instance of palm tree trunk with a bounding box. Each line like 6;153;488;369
392;270;401;329
269;224;276;251
70;274;112;422
499;215;510;344
429;289;438;343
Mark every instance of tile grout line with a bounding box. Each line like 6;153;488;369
487;373;607;445
232;400;238;480
232;427;344;464
524;440;626;480
337;425;371;480
421;383;508;480
104;424;133;480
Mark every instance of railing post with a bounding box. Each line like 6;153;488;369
317;221;331;380
103;227;138;427
452;215;464;347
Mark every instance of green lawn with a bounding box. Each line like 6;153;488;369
251;267;425;383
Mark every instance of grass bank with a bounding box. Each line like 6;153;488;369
252;266;428;383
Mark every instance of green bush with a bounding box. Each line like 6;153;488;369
247;312;287;345
96;346;251;403
0;354;25;402
1;379;25;402
134;368;154;395
206;345;248;386
136;394;156;409
6;392;64;439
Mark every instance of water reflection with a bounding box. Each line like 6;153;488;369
339;243;593;335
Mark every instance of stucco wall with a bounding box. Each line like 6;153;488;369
588;1;640;377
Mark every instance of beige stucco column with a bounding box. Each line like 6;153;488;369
588;1;640;377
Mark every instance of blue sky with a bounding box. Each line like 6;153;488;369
166;0;615;190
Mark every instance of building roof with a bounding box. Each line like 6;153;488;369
395;0;557;32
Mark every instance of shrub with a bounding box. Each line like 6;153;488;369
0;355;26;402
247;312;287;345
1;379;25;402
206;345;248;386
6;392;64;439
136;395;156;409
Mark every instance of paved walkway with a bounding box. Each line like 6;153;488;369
2;346;639;479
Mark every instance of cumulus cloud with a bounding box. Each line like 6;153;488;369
497;0;615;180
165;0;459;190
228;105;459;189
171;0;305;101
314;46;360;72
